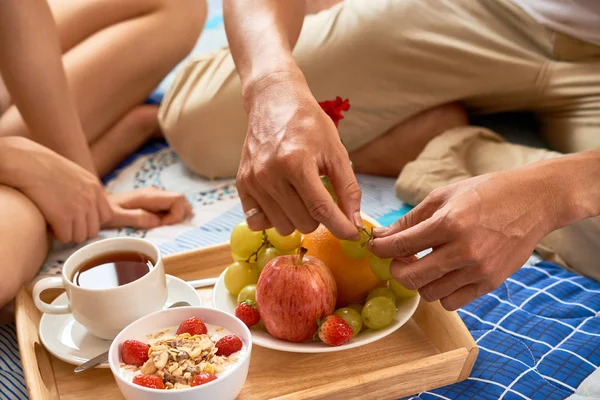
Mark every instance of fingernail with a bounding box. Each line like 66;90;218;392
372;227;387;237
353;211;363;228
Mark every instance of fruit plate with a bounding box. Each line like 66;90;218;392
16;242;478;400
213;270;419;353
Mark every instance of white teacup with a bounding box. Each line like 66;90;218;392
33;238;167;340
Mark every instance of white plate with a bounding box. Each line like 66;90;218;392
39;275;202;368
213;274;419;353
213;214;420;353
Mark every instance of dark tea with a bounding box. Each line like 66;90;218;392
72;251;154;290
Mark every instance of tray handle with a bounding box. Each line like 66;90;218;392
15;287;60;400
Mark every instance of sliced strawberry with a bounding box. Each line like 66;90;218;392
121;340;150;367
132;374;165;389
215;335;243;356
191;372;218;387
176;316;207;336
235;300;260;328
318;315;353;346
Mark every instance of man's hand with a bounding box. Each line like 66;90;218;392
236;74;361;239
371;169;560;311
104;187;193;230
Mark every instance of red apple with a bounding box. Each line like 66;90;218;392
256;248;337;342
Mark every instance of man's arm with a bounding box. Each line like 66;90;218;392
223;0;361;240
223;0;306;102
371;149;600;311
0;0;96;173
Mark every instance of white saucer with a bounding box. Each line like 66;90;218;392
39;275;202;368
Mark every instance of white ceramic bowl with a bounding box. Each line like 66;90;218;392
109;307;252;400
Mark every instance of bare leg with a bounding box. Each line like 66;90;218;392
90;105;160;177
0;185;49;319
351;103;468;177
0;0;205;173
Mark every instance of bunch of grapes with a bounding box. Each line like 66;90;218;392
224;222;303;299
339;226;395;282
333;279;416;334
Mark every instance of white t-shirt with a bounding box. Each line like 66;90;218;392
511;0;600;46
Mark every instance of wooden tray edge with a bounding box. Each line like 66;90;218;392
271;348;470;400
15;287;59;400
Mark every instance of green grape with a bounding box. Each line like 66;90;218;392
231;252;247;262
340;230;370;259
265;228;303;252
389;279;418;300
224;261;258;296
368;254;393;280
346;303;364;315
334;307;362;336
361;297;396;330
257;246;283;274
366;287;397;304
230;221;264;259
321;176;338;203
237;284;257;304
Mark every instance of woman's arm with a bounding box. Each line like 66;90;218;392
0;0;95;173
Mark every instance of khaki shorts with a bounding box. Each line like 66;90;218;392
159;0;600;179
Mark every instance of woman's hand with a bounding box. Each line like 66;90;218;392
6;137;112;244
237;74;361;240
104;187;193;229
371;168;560;311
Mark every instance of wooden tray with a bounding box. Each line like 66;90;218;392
16;243;478;400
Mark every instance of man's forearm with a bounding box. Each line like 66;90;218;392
0;0;96;174
223;0;307;105
533;149;600;231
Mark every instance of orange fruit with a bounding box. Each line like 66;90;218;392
303;220;384;307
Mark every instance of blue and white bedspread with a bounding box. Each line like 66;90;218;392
2;1;600;398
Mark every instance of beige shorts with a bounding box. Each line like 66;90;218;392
158;0;600;179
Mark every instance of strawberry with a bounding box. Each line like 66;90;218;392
121;340;150;366
317;315;353;346
176;316;207;336
132;374;165;390
191;372;218;387
235;300;260;328
215;335;243;356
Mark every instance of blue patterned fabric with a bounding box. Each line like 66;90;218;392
405;261;600;400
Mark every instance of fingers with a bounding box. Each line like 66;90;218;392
266;183;319;234
103;207;161;230
372;194;442;238
51;218;72;244
326;155;362;228
97;188;113;225
291;164;359;240
238;188;271;231
389;246;458;290
86;208;100;241
439;284;482;311
160;194;189;225
71;216;87;244
371;217;446;259
114;187;188;213
247;185;294;235
418;267;478;303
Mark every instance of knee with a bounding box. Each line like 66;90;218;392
158;0;207;58
427;103;469;132
0;186;48;308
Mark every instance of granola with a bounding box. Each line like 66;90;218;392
120;319;244;390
